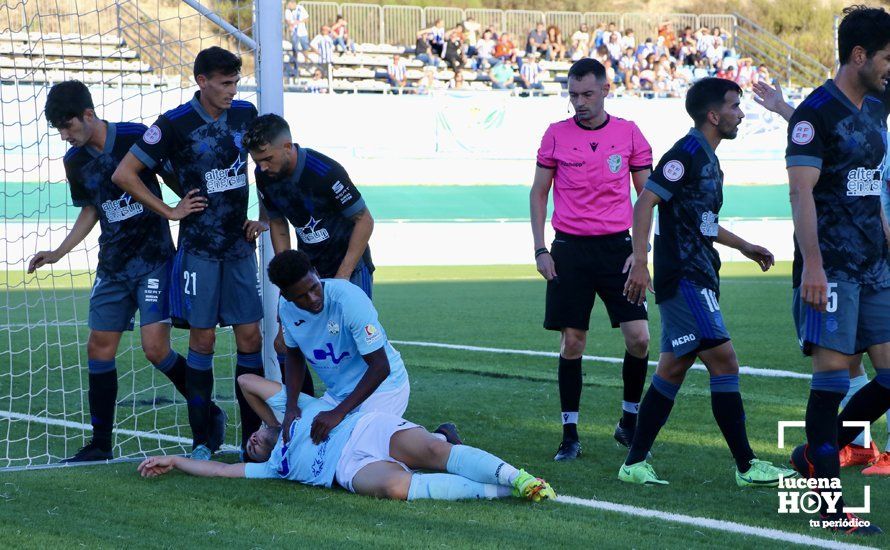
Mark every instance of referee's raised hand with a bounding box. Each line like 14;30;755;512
623;256;651;306
536;250;557;281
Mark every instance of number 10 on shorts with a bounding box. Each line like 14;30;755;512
701;288;720;313
184;271;197;296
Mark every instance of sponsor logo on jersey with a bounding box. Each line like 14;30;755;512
143;125;162;145
312;343;350;365
791;121;814;145
101;192;144;223
147;278;160;290
608;153;622;174
671;333;696;347
699;211;719;237
331;180;353;205
327;320;340;335
558;160;585;168
205;157;248;194
364;323;382;345
297;216;330;244
845;167;882;196
662;160;684;181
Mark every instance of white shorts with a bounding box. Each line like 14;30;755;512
334;412;420;493
265;381;410;423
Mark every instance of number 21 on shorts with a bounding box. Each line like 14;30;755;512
183;271;197;296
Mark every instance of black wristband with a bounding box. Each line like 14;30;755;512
535;247;549;258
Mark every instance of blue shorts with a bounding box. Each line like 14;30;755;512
349;261;373;299
793;280;890;356
169;249;263;329
89;261;171;332
659;279;731;357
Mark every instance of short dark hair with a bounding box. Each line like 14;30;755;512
567;58;606;81
243;113;291;151
193;46;242;79
45;80;94;128
685;77;742;126
268;249;314;290
837;5;890;65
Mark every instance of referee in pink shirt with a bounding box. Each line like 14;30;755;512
530;58;654;462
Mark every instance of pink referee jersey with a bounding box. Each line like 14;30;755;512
536;115;653;236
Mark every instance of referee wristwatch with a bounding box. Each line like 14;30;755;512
535;247;549;258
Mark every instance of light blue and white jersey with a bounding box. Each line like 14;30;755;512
279;278;408;401
244;397;363;486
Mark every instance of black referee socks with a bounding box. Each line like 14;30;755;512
558;355;582;441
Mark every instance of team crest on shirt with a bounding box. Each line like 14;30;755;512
327;320;340;335
101;192;143;223
608;154;622;174
791;121;814;145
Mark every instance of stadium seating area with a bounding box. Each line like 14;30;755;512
0;31;169;87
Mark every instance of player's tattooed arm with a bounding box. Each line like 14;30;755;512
310;346;390;444
335;206;374;279
715;226;775;272
752;81;794;122
624;189;658;305
268;217;292;254
530;166;557;280
138;456;246;479
789;166;828;311
28;206;99;272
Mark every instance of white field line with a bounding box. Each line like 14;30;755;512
391;340;812;380
556;495;875;550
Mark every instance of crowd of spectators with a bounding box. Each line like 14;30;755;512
284;5;774;97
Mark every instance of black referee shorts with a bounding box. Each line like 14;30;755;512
544;230;648;331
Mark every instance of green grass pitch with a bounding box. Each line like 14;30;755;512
1;263;887;548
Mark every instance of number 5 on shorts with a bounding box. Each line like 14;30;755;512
184;271;197;296
826;282;838;313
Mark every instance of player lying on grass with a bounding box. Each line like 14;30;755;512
138;377;556;502
620;77;797;487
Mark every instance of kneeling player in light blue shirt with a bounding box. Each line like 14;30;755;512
138;375;556;502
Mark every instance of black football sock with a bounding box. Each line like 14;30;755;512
152;350;189;399
837;371;890;449
621;351;648;430
186;349;214;447
87;359;117;451
806;370;849;513
558;356;582;441
710;375;755;472
236;352;264;448
625;374;678;465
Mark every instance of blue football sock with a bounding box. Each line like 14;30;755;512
407;473;511;501
445;445;519;486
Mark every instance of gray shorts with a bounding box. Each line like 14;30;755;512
89;261;171;332
793;280;890;355
659;279;731;357
169;249;262;329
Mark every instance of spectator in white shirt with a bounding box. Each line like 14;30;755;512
310;26;335;76
387;53;408;90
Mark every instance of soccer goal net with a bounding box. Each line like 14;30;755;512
0;0;267;469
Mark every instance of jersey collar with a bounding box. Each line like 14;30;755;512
291;144;307;183
823;79;863;114
86;121;115;159
687;127;717;164
190;92;228;124
573;113;610;131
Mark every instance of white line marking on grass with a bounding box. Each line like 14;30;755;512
557;495;875;550
0;409;192;445
390;340;812;380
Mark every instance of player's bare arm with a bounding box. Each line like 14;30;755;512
310;346;390;444
334;206;374;280
282;345;307;443
138;455;245;479
752;81;794;122
28;206;98;272
530;165;556;280
624;189;658;306
788;165;827;311
715;226;775;272
268;217;292;254
112;153;207;221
